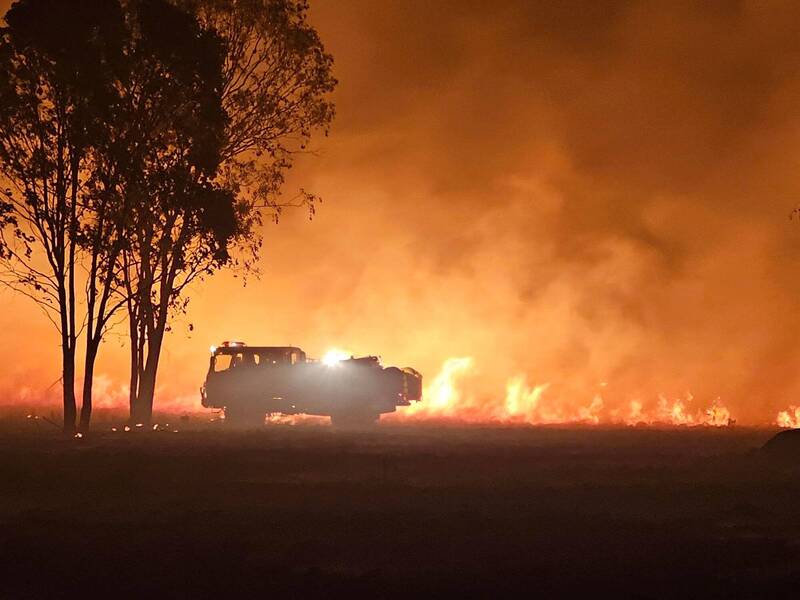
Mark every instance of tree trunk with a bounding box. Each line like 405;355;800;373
133;372;154;425
79;341;99;431
128;312;145;422
133;370;155;425
129;339;138;420
62;345;77;433
132;330;164;425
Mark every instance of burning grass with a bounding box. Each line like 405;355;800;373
388;357;738;427
10;355;800;429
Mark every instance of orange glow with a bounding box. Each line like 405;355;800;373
390;358;735;427
3;2;800;427
776;407;800;428
399;357;472;419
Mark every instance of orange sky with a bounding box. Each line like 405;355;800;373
3;1;800;423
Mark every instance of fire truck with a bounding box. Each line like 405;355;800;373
200;342;423;426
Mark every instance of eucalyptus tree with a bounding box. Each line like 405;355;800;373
0;0;245;430
0;0;125;432
125;0;337;422
0;0;337;429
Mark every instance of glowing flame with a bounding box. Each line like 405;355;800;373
322;348;351;366
426;357;472;412
23;354;739;427
626;400;644;424
391;357;735;427
703;402;732;427
659;395;693;425
266;413;328;425
777;406;800;428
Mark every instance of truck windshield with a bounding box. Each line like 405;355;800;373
213;348;303;371
213;352;250;372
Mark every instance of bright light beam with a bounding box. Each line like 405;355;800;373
322;348;351;366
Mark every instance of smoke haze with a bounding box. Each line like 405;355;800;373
3;0;800;423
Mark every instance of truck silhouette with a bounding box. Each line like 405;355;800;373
200;342;423;426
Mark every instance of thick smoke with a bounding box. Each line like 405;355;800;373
4;1;800;423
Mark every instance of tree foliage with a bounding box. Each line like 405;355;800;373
126;0;336;422
0;0;336;428
120;0;247;422
181;0;336;210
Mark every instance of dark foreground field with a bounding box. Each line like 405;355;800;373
0;422;798;598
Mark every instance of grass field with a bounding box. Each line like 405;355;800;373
0;422;797;598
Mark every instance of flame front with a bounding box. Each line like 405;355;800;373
391;357;735;427
38;356;743;427
776;406;800;428
401;357;473;419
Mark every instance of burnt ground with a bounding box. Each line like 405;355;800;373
0;422;798;598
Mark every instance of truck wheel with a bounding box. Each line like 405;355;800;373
330;412;380;429
224;405;265;428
